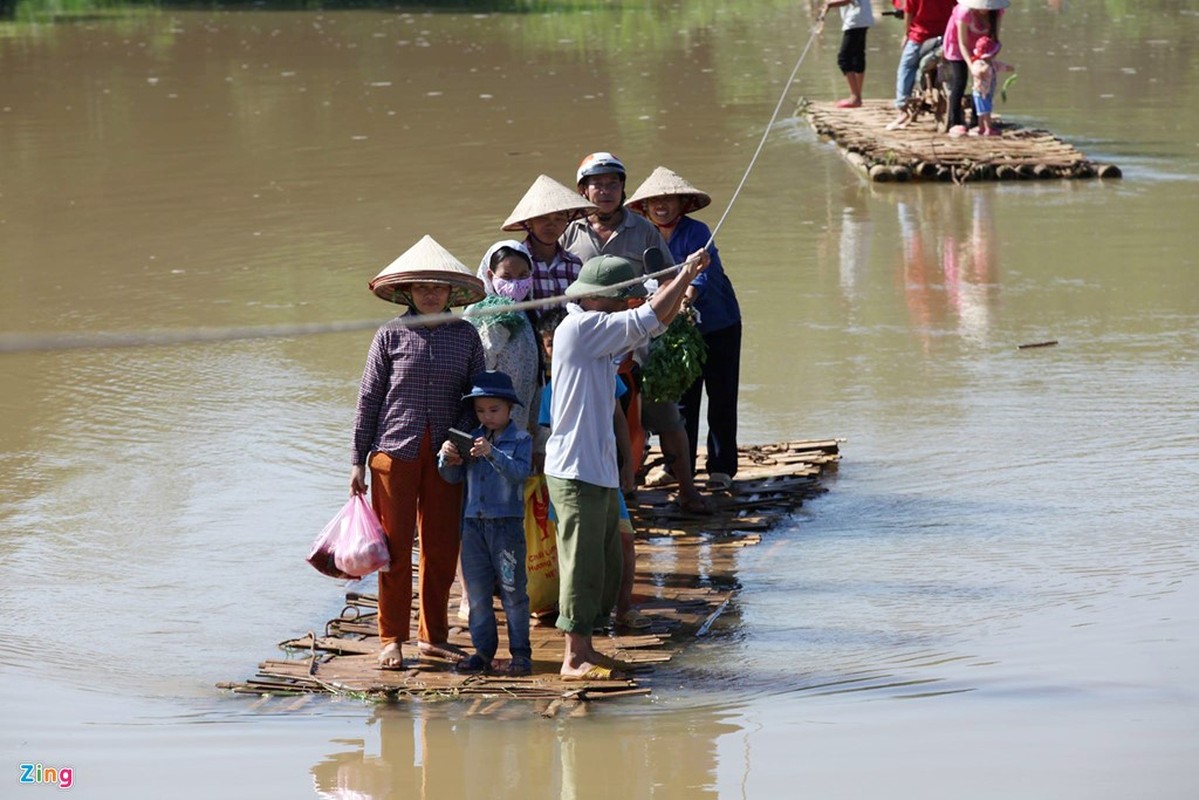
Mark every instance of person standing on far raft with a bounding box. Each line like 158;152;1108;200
821;0;875;109
886;0;957;130
350;235;486;671
545;251;708;680
943;0;1007;137
626;167;742;493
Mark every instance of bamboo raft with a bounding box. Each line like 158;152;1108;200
803;99;1122;183
219;439;841;716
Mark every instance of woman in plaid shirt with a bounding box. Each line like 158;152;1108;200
351;235;486;670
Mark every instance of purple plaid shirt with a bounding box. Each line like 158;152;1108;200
352;314;485;465
523;235;583;302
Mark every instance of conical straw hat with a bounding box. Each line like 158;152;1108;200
501;174;598;232
625;166;712;216
368;234;486;307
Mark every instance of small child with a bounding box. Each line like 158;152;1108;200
438;370;534;676
822;0;876;108
968;35;1013;137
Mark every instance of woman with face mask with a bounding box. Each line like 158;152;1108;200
466;241;542;437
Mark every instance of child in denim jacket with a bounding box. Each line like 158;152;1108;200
438;371;534;676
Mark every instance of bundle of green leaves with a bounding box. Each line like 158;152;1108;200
463;293;528;336
641;308;707;404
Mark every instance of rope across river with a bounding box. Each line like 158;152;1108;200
0;26;822;356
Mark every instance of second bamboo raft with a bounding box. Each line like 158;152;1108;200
803;99;1122;183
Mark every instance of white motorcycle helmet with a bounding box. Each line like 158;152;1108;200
576;151;627;187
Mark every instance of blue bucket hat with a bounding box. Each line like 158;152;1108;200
462;370;524;406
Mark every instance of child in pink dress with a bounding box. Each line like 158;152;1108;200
968;35;1013;136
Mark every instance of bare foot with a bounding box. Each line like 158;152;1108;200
377;642;404;670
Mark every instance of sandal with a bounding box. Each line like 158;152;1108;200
506;656;533;677
615;608;653;630
948;125;967;138
377;642;405;670
418;641;467;661
455;654;490;674
706;472;732;492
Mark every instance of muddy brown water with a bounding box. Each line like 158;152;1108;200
2;3;1197;797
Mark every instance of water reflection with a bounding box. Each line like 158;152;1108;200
310;703;737;800
892;187;1000;352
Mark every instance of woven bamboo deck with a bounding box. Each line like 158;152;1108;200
803;99;1121;183
219;439;841;715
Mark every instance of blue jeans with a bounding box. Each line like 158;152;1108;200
895;38;922;108
460;517;531;661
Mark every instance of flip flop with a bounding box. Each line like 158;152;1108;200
418;641;467;661
560;664;625;681
706;472;733;492
591;652;635;672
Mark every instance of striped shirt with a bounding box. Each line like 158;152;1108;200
352;314;485;465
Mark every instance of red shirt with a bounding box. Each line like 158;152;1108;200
905;0;956;44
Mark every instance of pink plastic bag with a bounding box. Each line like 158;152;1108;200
306;494;391;579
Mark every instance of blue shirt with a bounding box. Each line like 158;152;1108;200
665;216;741;334
437;420;532;519
538;375;626;428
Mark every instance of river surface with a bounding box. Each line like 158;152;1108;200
2;2;1197;798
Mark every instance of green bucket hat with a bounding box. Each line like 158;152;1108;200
564;255;648;300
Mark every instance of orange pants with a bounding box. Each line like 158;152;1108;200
617;356;646;476
369;432;463;647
